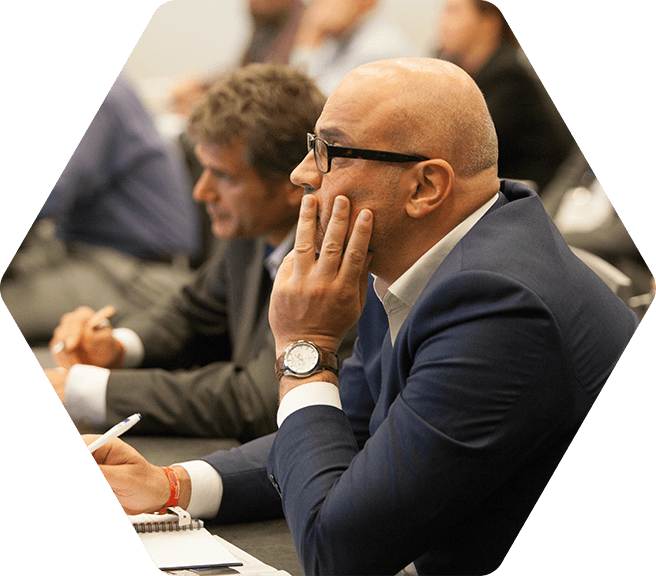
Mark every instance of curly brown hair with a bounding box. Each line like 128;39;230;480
187;63;326;182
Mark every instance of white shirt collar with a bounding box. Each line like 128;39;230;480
374;193;499;344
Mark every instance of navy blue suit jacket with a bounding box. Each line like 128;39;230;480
205;181;638;575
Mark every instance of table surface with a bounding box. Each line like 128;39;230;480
124;435;303;576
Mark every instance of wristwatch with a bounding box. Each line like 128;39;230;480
275;341;339;380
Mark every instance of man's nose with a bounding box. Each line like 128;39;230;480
193;169;217;202
291;151;322;189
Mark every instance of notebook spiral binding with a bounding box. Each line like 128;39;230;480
134;517;204;533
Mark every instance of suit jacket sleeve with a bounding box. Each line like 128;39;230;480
120;243;232;371
105;241;280;441
201;433;284;524
105;240;358;441
104;332;279;440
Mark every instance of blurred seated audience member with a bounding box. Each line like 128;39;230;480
288;0;425;95
436;0;574;191
539;146;653;317
44;63;355;441
170;0;306;117
172;0;307;207
1;74;200;346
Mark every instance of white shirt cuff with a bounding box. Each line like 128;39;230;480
112;327;144;368
174;460;223;520
65;364;110;428
276;381;342;428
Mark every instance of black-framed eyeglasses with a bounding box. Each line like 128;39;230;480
307;133;429;174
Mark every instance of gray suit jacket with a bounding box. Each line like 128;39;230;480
105;236;356;441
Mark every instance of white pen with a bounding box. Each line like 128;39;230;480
87;413;142;453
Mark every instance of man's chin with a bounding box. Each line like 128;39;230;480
211;221;236;240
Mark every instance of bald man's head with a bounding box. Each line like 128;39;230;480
328;58;498;178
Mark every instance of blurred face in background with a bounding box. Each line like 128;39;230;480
437;0;486;60
193;138;298;245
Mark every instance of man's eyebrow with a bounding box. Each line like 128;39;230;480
207;164;233;178
316;126;350;145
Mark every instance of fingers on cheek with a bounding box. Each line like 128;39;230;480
328;198;350;231
300;194;318;222
348;210;373;251
355;208;373;231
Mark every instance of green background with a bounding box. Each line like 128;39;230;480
0;0;656;576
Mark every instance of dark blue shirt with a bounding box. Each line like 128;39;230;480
40;74;200;260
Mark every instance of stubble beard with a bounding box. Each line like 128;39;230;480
314;213;326;256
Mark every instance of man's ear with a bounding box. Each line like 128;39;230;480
405;159;454;219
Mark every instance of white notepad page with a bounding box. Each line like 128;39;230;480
138;527;241;570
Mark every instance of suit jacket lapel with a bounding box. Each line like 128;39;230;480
232;240;270;364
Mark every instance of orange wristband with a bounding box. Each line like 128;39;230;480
158;467;180;514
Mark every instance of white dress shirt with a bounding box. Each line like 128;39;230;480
65;327;144;428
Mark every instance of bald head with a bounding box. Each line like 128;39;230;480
328;57;498;178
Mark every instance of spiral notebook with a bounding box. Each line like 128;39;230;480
129;506;242;572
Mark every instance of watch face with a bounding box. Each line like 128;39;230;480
285;342;320;375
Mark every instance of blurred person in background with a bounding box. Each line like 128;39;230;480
539;147;654;316
171;0;306;117
171;0;307;204
436;0;574;191
1;74;200;346
289;0;424;95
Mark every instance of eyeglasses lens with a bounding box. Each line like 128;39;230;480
308;135;328;173
316;138;329;173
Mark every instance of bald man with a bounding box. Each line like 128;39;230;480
87;58;638;575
